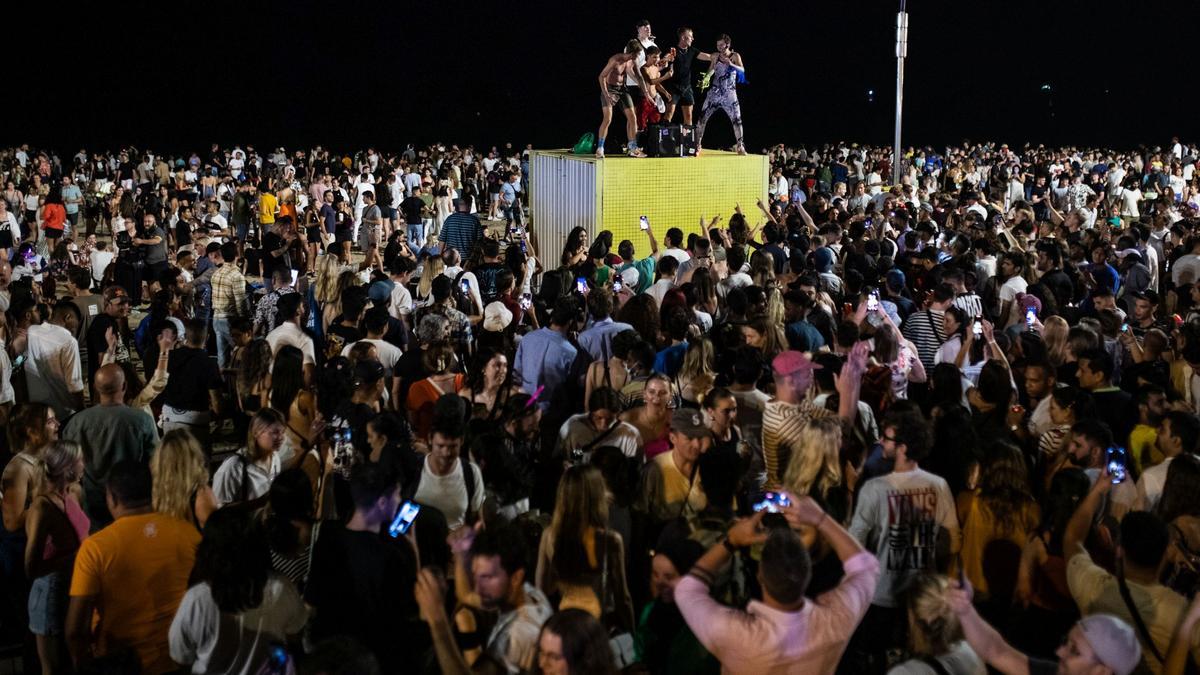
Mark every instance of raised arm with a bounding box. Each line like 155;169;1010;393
1063;471;1112;561
947;582;1032;675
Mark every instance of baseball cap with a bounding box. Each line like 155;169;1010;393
670;408;709;439
1077;614;1141;675
367;280;393;304
1115;248;1142;263
772;351;823;377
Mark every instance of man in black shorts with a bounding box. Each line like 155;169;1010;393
663;27;713;126
596;40;649;158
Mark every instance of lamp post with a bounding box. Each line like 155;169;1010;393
892;0;909;187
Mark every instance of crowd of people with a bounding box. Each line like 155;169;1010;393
2;131;1200;675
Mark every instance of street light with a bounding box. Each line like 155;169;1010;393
893;0;909;186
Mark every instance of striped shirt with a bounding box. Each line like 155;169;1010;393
901;309;946;371
762;399;833;489
439;212;483;259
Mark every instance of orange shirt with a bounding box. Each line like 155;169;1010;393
70;512;200;674
41;203;66;232
406;374;465;439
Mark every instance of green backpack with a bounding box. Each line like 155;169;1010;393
572;132;596;154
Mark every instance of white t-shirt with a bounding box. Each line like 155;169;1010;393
998;275;1028;326
717;271;753;298
887;641;985;675
389;283;413;319
342;338;402;376
413;457;485;531
0;211;20;241
0;338;14;406
90;250;115;281
213;451;282;505
644;278;675;308
169;576;308;675
266;322;316;366
1137;455;1174;513
24;322;84;418
661;247;690;265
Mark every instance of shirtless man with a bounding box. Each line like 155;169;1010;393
663;27;714;126
597;40;650;159
637;46;674;131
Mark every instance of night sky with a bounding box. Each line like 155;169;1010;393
12;0;1198;154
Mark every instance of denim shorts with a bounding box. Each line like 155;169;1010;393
29;571;68;636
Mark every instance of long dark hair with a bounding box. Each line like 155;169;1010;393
536;609;618;675
264;469;313;556
190;508;271;614
270;345;305;415
1157;454;1200;525
1039;468;1090;555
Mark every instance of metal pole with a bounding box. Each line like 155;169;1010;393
893;2;908;187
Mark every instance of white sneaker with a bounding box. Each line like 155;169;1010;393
595;147;605;158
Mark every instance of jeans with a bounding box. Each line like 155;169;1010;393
213;317;234;369
407;221;425;248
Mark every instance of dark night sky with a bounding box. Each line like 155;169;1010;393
12;0;1198;154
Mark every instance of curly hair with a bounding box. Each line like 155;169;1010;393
238;338;273;397
977;442;1037;536
151;429;208;523
190;508;271;614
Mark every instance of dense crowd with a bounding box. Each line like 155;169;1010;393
3;134;1200;675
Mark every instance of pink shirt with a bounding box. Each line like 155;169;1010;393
676;551;879;675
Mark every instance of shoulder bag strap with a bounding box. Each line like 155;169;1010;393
925;309;944;345
919;655;952;675
598;528;610;616
462;459;477;517
1116;559;1164;663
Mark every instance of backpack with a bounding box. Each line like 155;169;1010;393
572;133;596;155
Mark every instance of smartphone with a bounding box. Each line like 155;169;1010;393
575;276;588;294
290;269;299;285
639;216;649;231
866;291;879;312
519;293;532;310
612;278;623;293
973;320;983;338
460;279;470;295
752;491;792;514
388;500;421;538
1121;323;1129;333
1106;447;1128;484
1025;307;1036;327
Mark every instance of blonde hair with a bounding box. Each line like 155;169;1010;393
314;254;344;304
906;575;963;657
150;430;208;522
678;338;716;401
781;417;842;500
41;441;83;493
417;255;445;300
1042;315;1070;367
